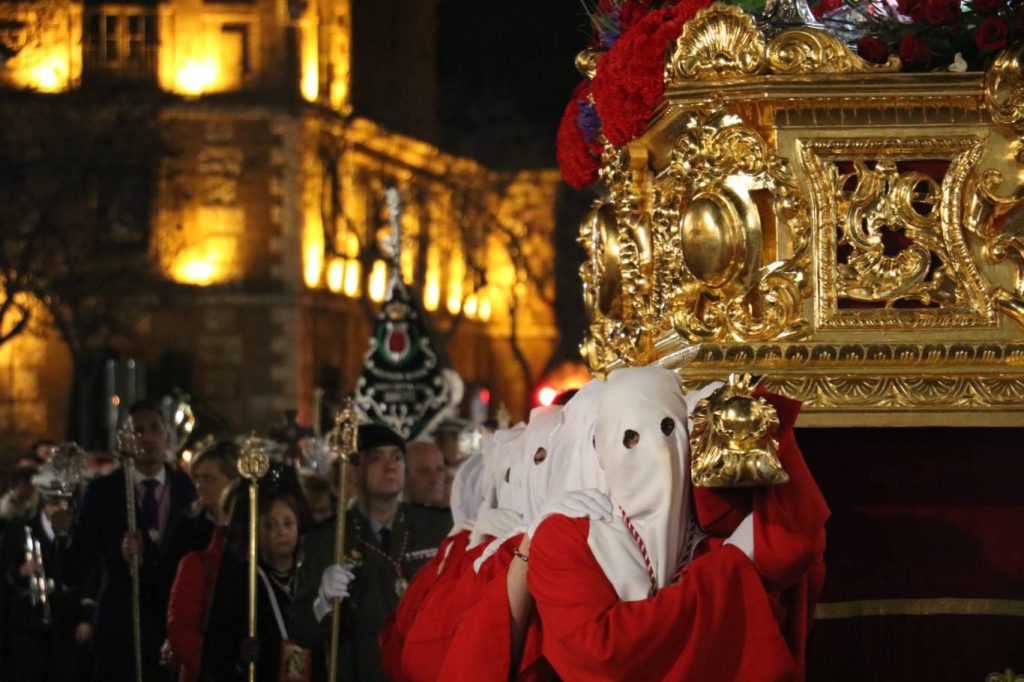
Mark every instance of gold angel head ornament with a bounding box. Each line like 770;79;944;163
689;374;789;488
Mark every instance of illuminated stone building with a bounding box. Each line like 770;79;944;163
0;0;560;447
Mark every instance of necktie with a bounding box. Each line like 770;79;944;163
379;526;391;554
141;479;160;538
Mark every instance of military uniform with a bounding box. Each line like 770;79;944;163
290;502;451;682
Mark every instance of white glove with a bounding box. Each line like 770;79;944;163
313;563;355;622
527;488;614;538
472;527;526;574
724;512;755;561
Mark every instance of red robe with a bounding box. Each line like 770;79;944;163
436;534;555;681
399;533;492;682
380;530;470;682
692;391;830;681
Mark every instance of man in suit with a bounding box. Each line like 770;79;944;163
69;400;197;682
290;424;452;682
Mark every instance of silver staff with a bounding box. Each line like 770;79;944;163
116;419;144;682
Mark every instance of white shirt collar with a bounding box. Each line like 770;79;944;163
132;463;167;486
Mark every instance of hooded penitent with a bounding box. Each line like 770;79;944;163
588;366;702;602
447;451;485;535
546;378;607;496
469;424;526;547
520;406;565;526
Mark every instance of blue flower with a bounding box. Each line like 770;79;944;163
576;100;602;144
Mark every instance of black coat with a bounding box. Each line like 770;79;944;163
200;552;299;682
68;465;197;682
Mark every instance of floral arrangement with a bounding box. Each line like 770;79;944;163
556;0;1024;188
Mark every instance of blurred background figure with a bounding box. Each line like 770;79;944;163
301;474;336;525
404;441;447;508
1;468;90;682
1;463;41;522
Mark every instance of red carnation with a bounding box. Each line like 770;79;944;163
592;0;711;147
897;0;927;21
899;34;932;67
857;36;890;64
970;0;1005;12
976;16;1010;51
923;0;959;25
557;82;601;189
812;0;843;18
620;0;654;31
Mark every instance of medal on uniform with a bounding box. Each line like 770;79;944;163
394;577;409;597
148;528;161;544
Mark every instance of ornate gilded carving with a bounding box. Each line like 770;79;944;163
766;28;900;75
579;3;1024;424
690;374;788;488
985;45;1024;132
579;108;813;375
800;137;997;329
665;3;900;89
667;4;766;83
763;375;1024;410
665;110;811;342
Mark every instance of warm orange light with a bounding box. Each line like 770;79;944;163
176;59;217;97
537;386;558;407
448;278;464;315
173;257;217;285
464;293;478;319
31;60;65;92
326;258;344;293
424;276;440;311
343;259;361;297
478;295;492;322
368;260;387;303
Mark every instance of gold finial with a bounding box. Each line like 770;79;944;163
689;374;789;488
328;397;359;463
116;417;143;460
237;432;270;481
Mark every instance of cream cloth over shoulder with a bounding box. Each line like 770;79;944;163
587;367;697;602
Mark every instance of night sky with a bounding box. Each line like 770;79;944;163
437;0;590;171
435;1;595;366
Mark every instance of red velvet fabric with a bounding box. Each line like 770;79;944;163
800;427;1024;681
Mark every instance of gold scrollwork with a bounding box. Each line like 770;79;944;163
766;28;901;75
985;45;1024;132
667;4;766;84
665;110;811;343
801;137;995;329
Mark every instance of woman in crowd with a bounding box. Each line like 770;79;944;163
163;442;241;576
201;466;310;682
166;477;241;682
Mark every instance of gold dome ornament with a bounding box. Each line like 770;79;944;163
689;374;789;488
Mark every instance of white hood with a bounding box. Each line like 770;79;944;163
587;367;697;602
